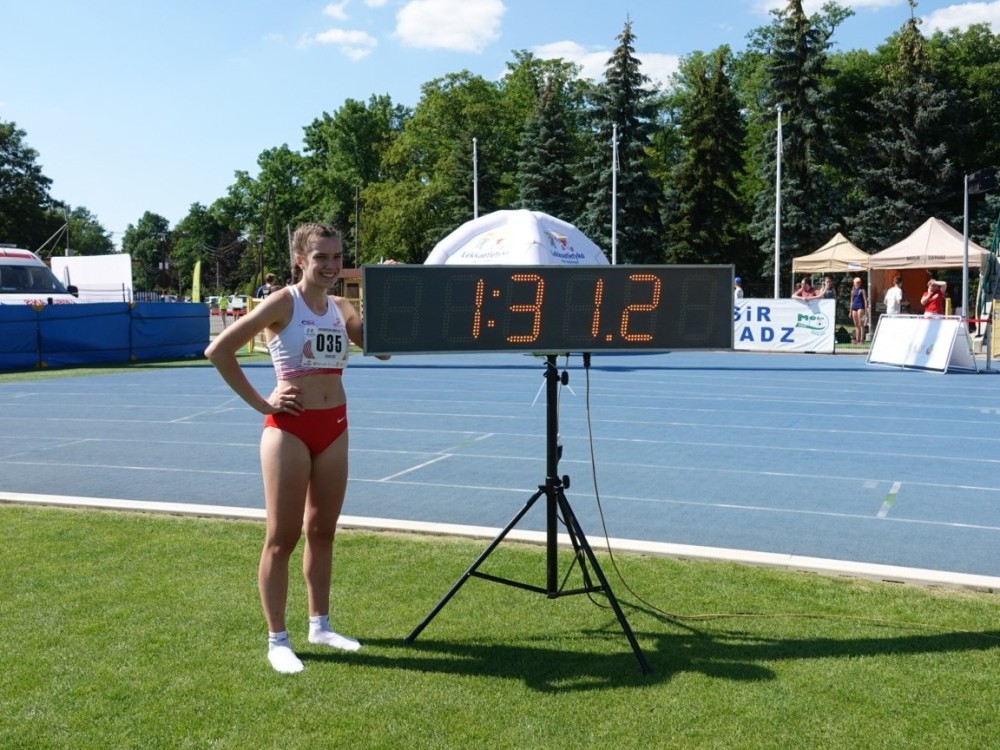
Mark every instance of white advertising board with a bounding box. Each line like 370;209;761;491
868;315;978;373
734;298;836;353
51;254;134;302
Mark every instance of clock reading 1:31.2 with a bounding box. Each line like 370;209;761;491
362;265;733;354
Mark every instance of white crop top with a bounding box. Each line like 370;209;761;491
267;285;349;380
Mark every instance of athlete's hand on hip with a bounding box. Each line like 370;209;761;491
267;385;303;415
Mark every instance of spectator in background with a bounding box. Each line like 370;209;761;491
256;273;276;299
884;275;904;315
921;279;946;316
820;276;837;299
792;277;821;300
218;294;229;328
734;276;744;300
850;277;868;343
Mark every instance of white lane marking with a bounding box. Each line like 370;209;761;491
877;481;902;519
378;454;452;481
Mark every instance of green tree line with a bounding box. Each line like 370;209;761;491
2;1;998;297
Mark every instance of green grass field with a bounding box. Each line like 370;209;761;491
2;504;998;750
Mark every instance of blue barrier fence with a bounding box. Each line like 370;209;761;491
0;302;209;370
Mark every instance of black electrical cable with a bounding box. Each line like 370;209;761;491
572;358;1000;639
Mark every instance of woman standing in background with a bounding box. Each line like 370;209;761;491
850;277;868;343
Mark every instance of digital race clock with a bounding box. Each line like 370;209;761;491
362;264;733;354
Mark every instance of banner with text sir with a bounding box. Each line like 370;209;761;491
734;298;835;353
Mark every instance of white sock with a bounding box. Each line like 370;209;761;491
308;614;361;651
267;631;304;674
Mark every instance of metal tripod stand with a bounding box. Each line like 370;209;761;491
405;354;651;675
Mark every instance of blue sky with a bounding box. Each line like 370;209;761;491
3;0;998;248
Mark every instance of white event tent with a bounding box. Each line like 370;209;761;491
791;232;870;274
424;209;609;266
868;217;988;270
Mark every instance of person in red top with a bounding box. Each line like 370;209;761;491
921;279;946;316
792;277;821;300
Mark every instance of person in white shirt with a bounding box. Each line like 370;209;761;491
884;275;903;315
734;276;744;300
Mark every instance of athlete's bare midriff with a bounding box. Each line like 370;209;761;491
277;372;346;409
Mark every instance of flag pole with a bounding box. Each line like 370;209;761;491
472;137;479;220
611;123;618;266
963;172;970;322
774;106;782;299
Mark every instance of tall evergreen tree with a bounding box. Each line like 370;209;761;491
663;47;752;269
851;3;959;249
575;20;664;264
748;0;847;288
514;75;578;219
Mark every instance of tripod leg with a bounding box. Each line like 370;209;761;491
406;489;544;642
559;506;596;591
556;490;652;675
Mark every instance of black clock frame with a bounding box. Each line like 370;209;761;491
362;264;733;355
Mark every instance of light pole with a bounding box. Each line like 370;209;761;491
774;105;783;299
156;231;171;297
964;167;998;321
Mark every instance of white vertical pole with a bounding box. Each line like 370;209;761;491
472;137;479;220
774;106;783;299
962;173;970;321
611;123;618;266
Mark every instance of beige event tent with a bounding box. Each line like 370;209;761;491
791;232;870;274
868;217;988;269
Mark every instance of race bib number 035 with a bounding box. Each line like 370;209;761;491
302;326;349;369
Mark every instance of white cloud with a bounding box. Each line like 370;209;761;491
395;0;506;53
533;41;679;89
309;28;378;60
533;41;609;81
637;53;682;89
922;1;1000;34
323;1;350;21
364;0;390;6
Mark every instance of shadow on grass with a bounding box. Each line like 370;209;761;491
299;625;1000;693
302;635;654;692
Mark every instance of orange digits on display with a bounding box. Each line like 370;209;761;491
620;274;661;341
590;278;605;338
471;278;485;339
506;273;544;343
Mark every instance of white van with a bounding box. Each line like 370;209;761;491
0;245;79;305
